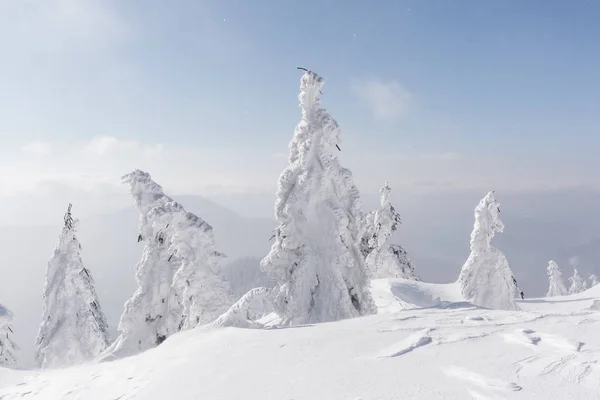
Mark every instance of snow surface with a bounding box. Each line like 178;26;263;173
1;279;599;399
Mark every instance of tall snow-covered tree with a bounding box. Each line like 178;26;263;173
35;204;109;368
546;260;568;297
109;170;234;358
148;201;234;330
568;267;586;295
363;182;417;280
458;191;519;310
0;302;18;367
588;274;599;288
109;170;182;357
261;69;376;325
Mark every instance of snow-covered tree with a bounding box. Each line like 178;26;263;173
568;267;587;295
148;201;234;330
261;70;376;325
109;170;234;358
35;204;109;368
363;182;417;280
588;274;598;288
109;170;182;357
0;302;18;367
458;191;519;310
546;260;568;297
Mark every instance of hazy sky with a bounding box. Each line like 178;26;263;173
1;0;600;221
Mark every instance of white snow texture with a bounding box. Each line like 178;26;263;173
458;191;519;310
35;206;109;368
364;182;417;280
546;260;568;297
108;170;233;358
261;70;376;325
0;303;18;366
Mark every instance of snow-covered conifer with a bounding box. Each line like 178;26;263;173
546;260;568;297
0;303;18;366
261;70;376;325
109;170;182;357
588;274;599;288
458;192;519;310
149;201;234;330
35;204;109;368
568;268;586;295
109;170;234;358
364;182;417;280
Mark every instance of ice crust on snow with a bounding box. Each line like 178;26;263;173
261;71;376;325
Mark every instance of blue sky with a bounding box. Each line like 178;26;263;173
0;0;599;206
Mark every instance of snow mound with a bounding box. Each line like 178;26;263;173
372;278;467;311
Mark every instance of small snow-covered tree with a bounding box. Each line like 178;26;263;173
35;204;109;368
364;182;417;280
568;268;586;295
0;302;18;366
148;201;234;330
109;170;182;357
588;274;598;288
458;191;519;310
261;69;376;325
546;260;568;297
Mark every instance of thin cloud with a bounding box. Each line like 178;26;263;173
21;141;53;156
353;78;413;121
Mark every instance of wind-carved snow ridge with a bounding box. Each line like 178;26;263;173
363;182;417;280
0;302;18;367
35;204;109;368
260;70;376;325
107;170;233;359
213;287;274;329
547;260;568;297
458;191;519;310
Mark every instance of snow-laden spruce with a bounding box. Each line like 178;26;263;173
588;274;598;288
148;201;234;330
568;267;587;295
109;171;182;357
261;70;376;325
458;191;519;310
109;170;233;358
35;204;109;368
0;302;18;366
363;182;417;280
546;260;568;297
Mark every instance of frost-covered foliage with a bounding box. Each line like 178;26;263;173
458;192;519;310
0;303;18;366
588;274;599;288
546;260;568;297
35;205;109;368
568;268;587;295
149;201;234;330
110;170;233;358
213;287;274;329
110;171;180;358
363;182;417;280
261;70;376;325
